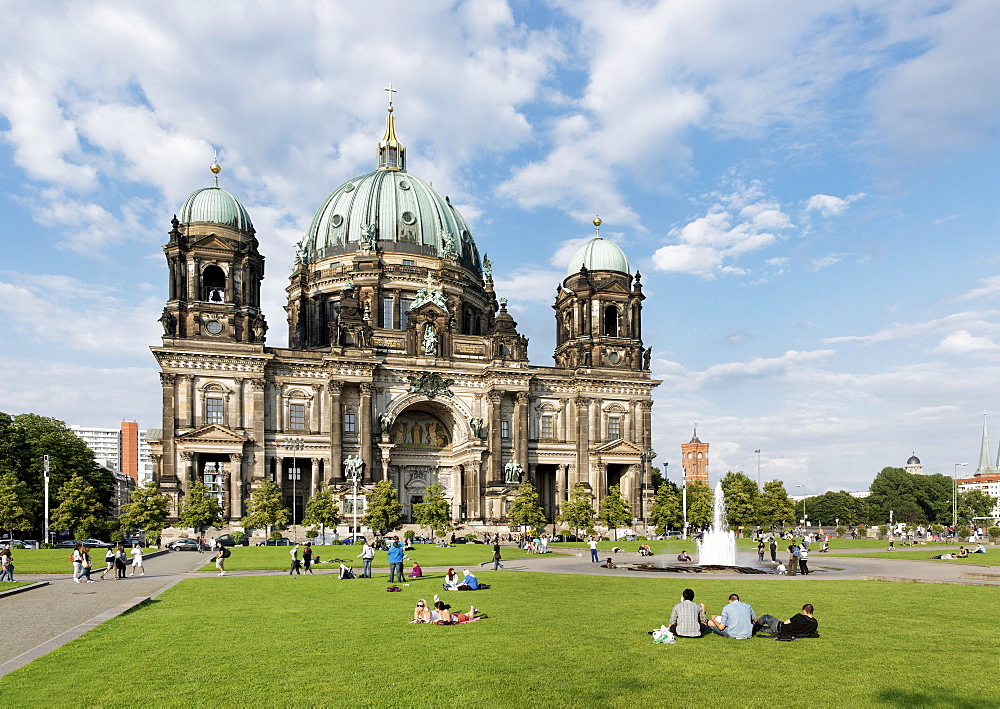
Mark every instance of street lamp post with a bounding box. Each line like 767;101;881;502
682;481;688;540
287;437;305;542
755;449;761;490
953;463;968;533
795;485;806;528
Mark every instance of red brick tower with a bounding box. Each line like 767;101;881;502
680;426;709;486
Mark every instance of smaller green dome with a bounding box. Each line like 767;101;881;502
566;237;630;276
179;187;253;231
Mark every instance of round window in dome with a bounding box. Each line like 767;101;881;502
399;180;411;190
205;320;224;335
331;214;344;228
344;182;355;192
401;211;416;225
607;351;620;364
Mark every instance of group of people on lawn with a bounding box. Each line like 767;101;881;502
668;588;818;640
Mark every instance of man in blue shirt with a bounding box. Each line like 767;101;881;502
707;594;757;639
387;539;405;583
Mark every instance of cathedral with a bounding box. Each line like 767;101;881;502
147;98;659;536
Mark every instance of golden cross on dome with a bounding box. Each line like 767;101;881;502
385;83;397;112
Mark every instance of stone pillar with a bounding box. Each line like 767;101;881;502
177;374;192;429
328;381;343;480
275;385;285;433
575;396;590;487
359;383;374;482
234;378;244;430
311;385;322;434
590;398;602;445
514;391;529;470
159;373;177;482
556;463;568;510
250;379;267;481
229;453;244;520
310;457;321;497
565;397;576;443
487;390;504;484
180;451;193;497
593;461;607;505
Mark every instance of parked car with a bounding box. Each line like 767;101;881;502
167;539;201;551
339;536;366;545
123;537;144;547
79;538;112;548
54;539;79;548
262;538;293;546
215;534;248;547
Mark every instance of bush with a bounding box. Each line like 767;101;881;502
987;526;1000;539
269;530;283;540
110;530;125;544
878;525;889;538
231;530;246;544
463;533;478;542
637;536;648;541
931;524;944;535
305;529;319;540
404;530;416;541
958;526;972;538
835;526;846;535
40;542;55;549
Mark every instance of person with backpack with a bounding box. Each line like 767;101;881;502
302;542;314;574
71;543;84;583
114;545;128;579
217;544;230;576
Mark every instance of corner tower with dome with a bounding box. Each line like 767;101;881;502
147;99;660;539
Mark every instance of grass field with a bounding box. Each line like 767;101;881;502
198;543;539;572
1;573;997;707
825;548;999;565
0;581;30;591
549;537;906;554
5;548;159;574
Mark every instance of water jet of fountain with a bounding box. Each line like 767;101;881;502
696;481;736;566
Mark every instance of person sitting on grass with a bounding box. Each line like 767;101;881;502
604;557;616;569
972;543;986;554
639;543;653;557
456;569;479;590
956;546;969;558
677;550;693;562
443;567;461;590
755;603;819;638
775;562;787;575
707;594;758;639
668;588;709;638
408;561;423;578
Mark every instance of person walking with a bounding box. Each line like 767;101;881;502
80;546;95;583
302;542;314;574
387;539;405;583
799;545;810;575
0;544;14;582
71;543;84;583
769;538;777;562
289;544;302;575
216;544;230;575
757;539;765;564
129;543;145;576
99;546;115;580
492;542;504;571
358;541;375;578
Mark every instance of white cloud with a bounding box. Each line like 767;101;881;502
957;276;1000;302
651;181;792;277
808;253;848;272
493;268;564;306
804;193;865;217
824;311;1000;345
934;330;1000;356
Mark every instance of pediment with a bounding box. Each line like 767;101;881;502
411;301;449;316
595;438;643;456
190;234;234;252
597;281;631;295
177;424;248;444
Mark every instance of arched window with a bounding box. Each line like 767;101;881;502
203;265;226;303
603;305;619;337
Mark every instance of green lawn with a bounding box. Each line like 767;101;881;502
826;549;1000;565
200;543;537;571
0;581;31;591
549;537;900;555
6;548;159;574
1;573;997;707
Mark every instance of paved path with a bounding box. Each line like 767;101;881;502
2;545;996;678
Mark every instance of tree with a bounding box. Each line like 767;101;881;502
0;412;114;535
957;489;995;525
558;483;595;537
650;480;682;533
118;480;169;545
721;471;760;527
177;481;224;533
867;468;925;524
363;480;403;536
598;484;631;540
686;481;714;528
303;483;340;542
50;473;105;540
508;482;546;531
0;471;34;539
412;482;453;539
241;479;289;539
802;490;868;526
757;480;795;527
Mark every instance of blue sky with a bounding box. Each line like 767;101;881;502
1;0;999;493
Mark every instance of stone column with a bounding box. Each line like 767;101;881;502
310;457;321;498
275;385;285;433
514;391;529;470
180;451;194;497
593;461;607;505
311;385;322;434
575;397;590;488
556;463;568;509
159;373;177;482
250;379;266;481
590;398;602;445
359;383;374;482
234;378;244;430
177;374;192;429
328;381;343;480
565;397;576;443
487;390;504;484
229;453;244;521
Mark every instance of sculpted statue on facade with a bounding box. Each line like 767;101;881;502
422;325;438;355
503;460;523;484
343;455;365;481
469;417;484;438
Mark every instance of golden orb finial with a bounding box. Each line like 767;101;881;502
210;162;221;174
210;150;221;186
593;214;602;227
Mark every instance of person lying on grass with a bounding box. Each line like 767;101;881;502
754;603;818;638
412;599;431;623
426;599;485;624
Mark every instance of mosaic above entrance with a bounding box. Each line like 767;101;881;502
389;411;451;449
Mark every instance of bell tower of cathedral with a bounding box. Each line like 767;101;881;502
159;159;267;345
553;217;649;371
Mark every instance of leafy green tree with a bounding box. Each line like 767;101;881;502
558;483;595;537
757;480;795;527
802;490;868;526
412;483;453;539
50;473;106;539
598;484;631;540
650;479;682;533
242;479;289;539
686;481;714;528
0;471;35;538
0;412;114;532
507;481;546;531
303;482;341;542
957;489;995;525
867;468;926;524
118;480;169;544
363;480;403;535
177;481;224;532
721;471;759;527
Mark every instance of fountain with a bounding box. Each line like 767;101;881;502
696;481;736;566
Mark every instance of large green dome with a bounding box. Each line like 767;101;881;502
179;186;253;232
566;236;630;276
